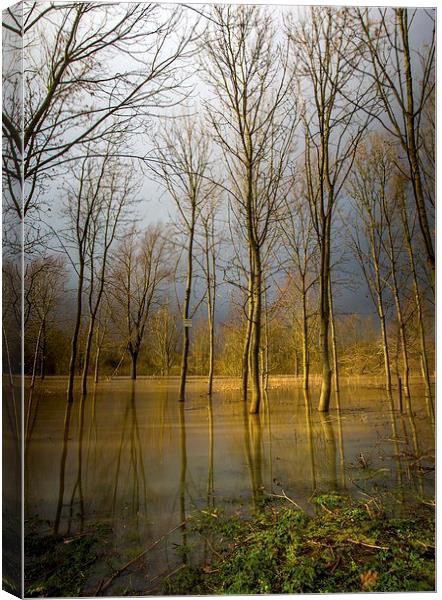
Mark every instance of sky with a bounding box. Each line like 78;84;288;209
18;2;436;322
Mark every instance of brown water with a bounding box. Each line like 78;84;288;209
25;379;434;594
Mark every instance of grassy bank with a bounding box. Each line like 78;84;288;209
24;493;434;596
164;493;435;595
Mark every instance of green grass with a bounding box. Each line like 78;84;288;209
163;493;435;595
24;493;434;596
24;523;109;597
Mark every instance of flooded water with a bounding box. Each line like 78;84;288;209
25;378;434;595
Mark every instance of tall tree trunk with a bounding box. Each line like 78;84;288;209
318;220;332;412
262;278;269;392
398;9;435;275
179;218;195;402
30;320;44;390
94;345;101;384
81;317;95;396
130;349;138;380
370;228;392;392
379;306;392;392
301;289;309;391
67;261;84;403
389;276;410;399
329;276;340;393
249;247;262;414
40;318;46;380
207;313;214;396
205;223;216;397
242;261;254;402
399;191;433;404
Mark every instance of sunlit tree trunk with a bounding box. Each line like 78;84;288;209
329;276;340;394
398;9;434;275
318;217;332;412
301;290;309;391
398;189;433;406
383;204;410;399
179;205;195;402
249;247;262;414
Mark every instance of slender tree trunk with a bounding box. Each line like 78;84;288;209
390;279;410;398
94;346;101;384
40;318;46;380
207;312;214;396
301;288;309;391
249;247;262;414
93;324;105;384
370;228;392;392
399;192;433;402
242;274;254;401
179;217;195;402
318;219;332;412
130;349;138;380
262;278;269;392
329;277;339;393
67;260;84;403
81;317;96;396
398;9;435;275
30;320;44;390
379;305;392;392
205;222;216;397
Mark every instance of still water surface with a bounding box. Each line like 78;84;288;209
25;379;434;594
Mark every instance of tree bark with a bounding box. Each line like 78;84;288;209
249;247;262;414
67;260;84;403
81;318;95;395
130;350;138;381
399;191;432;403
40;318;46;380
301;288;309;391
179;215;195;402
318;218;332;412
398;9;435;275
242;274;254;402
329;276;340;393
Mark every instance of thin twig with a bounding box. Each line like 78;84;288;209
265;489;304;511
95;520;187;595
346;538;389;551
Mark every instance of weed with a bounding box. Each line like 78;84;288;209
163;494;434;595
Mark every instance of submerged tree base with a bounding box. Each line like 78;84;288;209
163;493;435;595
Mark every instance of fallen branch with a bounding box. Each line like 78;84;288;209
95;520;187;596
346;538;389;551
265;489;303;511
144;563;187;594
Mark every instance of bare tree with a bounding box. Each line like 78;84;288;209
279;183;318;390
152;119;215;401
3;2;196;223
288;6;368;411
353;8;435;275
347;140;393;392
110;225;170;380
150;301;179;376
54;145;133;400
79;158;135;396
25;256;65;390
204;5;296;414
396;177;433;409
195;200;221;395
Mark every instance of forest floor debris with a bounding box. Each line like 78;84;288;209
162;492;435;595
24;491;434;596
